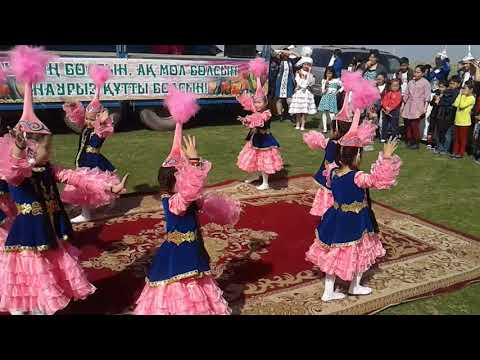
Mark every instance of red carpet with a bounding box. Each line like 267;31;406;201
3;176;480;314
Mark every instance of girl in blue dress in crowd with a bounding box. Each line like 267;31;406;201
0;46;128;315
237;58;284;190
134;85;239;315
303;70;356;217
62;65;119;223
305;73;402;302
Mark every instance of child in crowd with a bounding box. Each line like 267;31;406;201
289;56;317;131
435;76;462;155
401;65;432;150
318;67;343;133
426;80;448;150
381;79;402;142
374;73;387;139
451;82;476;159
395;57;413;96
473;94;480;165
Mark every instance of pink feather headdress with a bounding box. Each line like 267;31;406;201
338;71;380;148
86;64;112;114
162;85;200;168
249;57;268;100
10;46;53;135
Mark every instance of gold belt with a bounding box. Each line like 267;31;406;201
333;200;368;214
166;231;196;246
86;146;100;154
16;200;59;216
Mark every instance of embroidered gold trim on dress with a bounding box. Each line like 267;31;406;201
333;200;368;214
32;167;46;172
166;231;196;245
16;200;59;216
251;145;280;151
315;229;376;248
86;146;100;154
4;244;50;252
146;270;212;287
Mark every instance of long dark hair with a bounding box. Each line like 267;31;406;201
158;166;178;194
331;120;352;141
324;66;337;80
336;145;363;170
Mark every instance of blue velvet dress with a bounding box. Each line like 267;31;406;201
76;127;116;172
145;196;211;286
250;120;281;150
316;170;375;247
4;164;73;252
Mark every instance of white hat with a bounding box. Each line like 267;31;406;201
301;46;313;57
287;45;295;50
436;49;448;59
296;56;313;67
463;45;474;62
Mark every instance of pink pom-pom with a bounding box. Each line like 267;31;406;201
237;93;256;112
9;46;53;84
89;64;112;88
165;85;200;124
303;131;329;150
351;78;380;111
248;58;268;78
341;70;362;92
200;193;242;226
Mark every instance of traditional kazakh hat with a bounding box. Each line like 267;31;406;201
338;72;380;148
86;64;112;114
162;85;200;168
10;46;53;135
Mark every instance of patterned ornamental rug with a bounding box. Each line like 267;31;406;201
59;176;480;315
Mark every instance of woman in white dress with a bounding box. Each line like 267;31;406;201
289;57;317;131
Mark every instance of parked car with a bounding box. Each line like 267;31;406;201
312;46;400;96
273;45;401;97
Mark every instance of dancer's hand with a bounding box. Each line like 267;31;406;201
383;136;399;158
111;173;129;195
182;135;198;159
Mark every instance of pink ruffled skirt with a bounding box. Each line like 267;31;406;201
61;167;119;208
237;142;283;175
0;241;96;315
134;275;232;315
305;233;386;282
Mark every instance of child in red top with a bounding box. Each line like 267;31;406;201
380;79;402;141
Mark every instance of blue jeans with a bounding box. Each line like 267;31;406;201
437;126;453;153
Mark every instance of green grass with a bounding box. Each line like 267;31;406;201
51;117;480;314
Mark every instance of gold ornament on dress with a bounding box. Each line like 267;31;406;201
86;146;100;154
333;200;367;214
166;231;196;245
16;200;59;216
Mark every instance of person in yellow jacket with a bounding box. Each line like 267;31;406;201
452;82;476;159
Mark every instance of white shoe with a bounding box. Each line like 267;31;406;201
10;311;25;315
300;127;305;131
256;183;270;191
348;285;373;296
70;214;91;224
295;125;300;130
380;139;386;143
321;291;346;302
30;310;45;315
